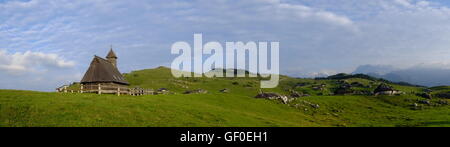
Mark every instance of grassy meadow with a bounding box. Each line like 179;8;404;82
0;67;449;127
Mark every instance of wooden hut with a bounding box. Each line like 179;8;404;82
374;83;403;96
80;49;129;94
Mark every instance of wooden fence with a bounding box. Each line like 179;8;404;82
58;84;154;96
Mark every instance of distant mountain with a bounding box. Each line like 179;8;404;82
353;65;396;75
353;65;450;87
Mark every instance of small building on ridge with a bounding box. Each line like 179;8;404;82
80;48;129;94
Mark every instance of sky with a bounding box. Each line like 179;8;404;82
1;0;450;91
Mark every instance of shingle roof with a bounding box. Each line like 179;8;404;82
106;49;117;58
80;56;129;85
374;83;395;93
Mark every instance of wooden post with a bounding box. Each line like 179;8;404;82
80;84;84;93
64;86;68;93
98;84;102;94
117;87;120;96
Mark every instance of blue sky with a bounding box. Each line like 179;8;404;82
1;0;450;91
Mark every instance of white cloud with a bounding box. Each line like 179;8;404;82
239;0;355;27
277;3;354;27
0;50;75;75
394;0;414;7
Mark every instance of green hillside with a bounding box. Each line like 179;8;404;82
0;67;449;127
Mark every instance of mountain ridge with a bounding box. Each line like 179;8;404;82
353;65;450;87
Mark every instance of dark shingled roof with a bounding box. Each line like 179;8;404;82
81;56;129;85
374;83;394;93
106;49;117;58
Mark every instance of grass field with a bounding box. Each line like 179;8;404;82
0;67;449;127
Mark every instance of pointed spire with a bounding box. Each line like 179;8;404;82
106;46;117;59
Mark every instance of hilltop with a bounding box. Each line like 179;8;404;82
0;67;449;127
